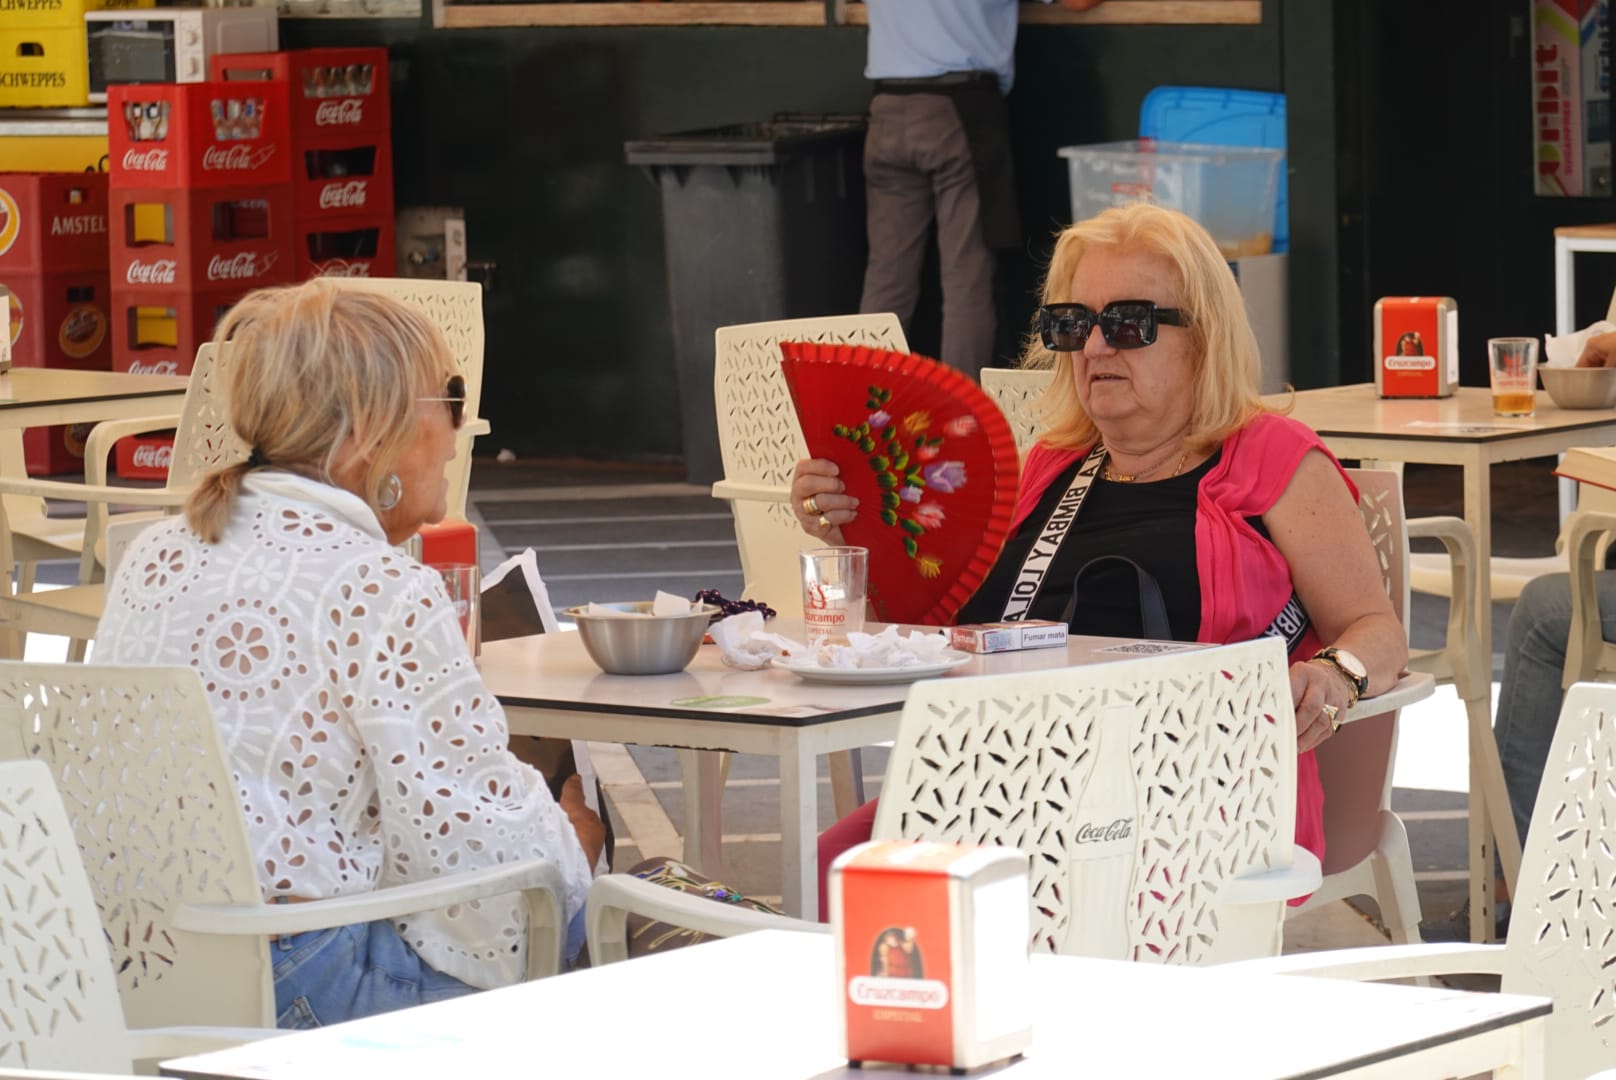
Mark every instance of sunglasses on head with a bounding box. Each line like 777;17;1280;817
1038;300;1190;351
418;374;466;429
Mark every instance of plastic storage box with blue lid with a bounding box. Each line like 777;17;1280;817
1059;139;1283;259
1139;86;1288;253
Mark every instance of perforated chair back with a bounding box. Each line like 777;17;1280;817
979;367;1053;455
0;759;138;1073
712;314;907;615
0;663;273;1029
874;636;1297;964
166;341;248;489
1503;681;1616;1076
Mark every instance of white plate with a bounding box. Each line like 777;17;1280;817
772;651;974;685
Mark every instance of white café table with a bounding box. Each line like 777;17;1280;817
480;624;1431;920
1264;382;1616;932
0;367;190;428
159;930;1549;1080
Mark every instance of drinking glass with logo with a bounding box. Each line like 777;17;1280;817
1488;337;1539;418
431;563;481;656
801;546;868;640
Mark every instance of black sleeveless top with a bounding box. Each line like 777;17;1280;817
956;450;1244;641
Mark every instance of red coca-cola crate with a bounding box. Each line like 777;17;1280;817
294;214;395;280
0;173;110;275
108;81;291;190
293;135;393;221
110;184;294;293
116;432;173;481
1;271;113;370
212;47;390;139
24;422;99;477
108;286;242;377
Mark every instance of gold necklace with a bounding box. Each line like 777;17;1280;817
1105;448;1188;484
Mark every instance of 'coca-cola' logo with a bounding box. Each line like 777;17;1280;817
121;147;169;172
317;180;368;210
201;145;276;172
1074;817;1134;844
314;99;364;126
125;259;177;286
314;259;373;278
125;358;179;376
130;443;173;469
207;251;277;282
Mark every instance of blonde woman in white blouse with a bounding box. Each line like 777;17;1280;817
95;280;601;1028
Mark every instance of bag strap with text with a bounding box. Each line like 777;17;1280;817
1000;445;1107;622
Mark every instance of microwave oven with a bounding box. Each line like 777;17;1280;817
84;8;278;103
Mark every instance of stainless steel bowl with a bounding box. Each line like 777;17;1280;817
1540;365;1616;409
564;601;719;675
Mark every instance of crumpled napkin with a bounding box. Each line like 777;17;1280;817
1544;320;1616;367
709;615;950;671
585;590;693;617
710;611;806;670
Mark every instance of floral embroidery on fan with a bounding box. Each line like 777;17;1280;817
830;386;972;579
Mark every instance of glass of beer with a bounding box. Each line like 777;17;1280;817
1488;337;1539;417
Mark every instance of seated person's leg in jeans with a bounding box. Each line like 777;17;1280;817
1495;569;1616;841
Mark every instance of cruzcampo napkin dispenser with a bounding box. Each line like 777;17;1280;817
831;840;1031;1072
1374;296;1459;398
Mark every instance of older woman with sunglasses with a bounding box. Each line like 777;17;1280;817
95;280;600;1026
792;203;1405;916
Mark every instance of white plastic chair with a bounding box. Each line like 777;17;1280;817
0;343;241;659
1561;494;1616;685
1233;680;1616;1080
712;313;908;616
0;662;569;1031
978;366;1050;455
1289;469;1422;943
0;758;267;1074
588;636;1321;966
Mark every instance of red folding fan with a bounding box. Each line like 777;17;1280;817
780;341;1021;626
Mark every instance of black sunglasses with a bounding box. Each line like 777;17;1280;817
419;374;466;429
1038;300;1190;351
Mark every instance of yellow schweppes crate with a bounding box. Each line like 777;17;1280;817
0;27;90;107
0;0;154;32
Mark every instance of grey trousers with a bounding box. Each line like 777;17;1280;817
1493;569;1616;842
859;92;999;377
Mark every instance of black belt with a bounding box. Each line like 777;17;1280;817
872;71;997;93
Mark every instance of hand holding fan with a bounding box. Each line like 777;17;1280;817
780;342;1021;626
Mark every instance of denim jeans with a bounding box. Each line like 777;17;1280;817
272;910;588;1028
1493;570;1616;843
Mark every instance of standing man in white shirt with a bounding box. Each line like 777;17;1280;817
860;0;1103;377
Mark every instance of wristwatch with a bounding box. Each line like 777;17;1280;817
1310;647;1368;706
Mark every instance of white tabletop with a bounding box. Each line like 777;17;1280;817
0;367;189;409
481;623;1217;726
161;931;1549;1080
1265;383;1616;446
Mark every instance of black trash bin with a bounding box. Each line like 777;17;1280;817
626;114;867;485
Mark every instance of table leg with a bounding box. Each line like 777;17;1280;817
1461;457;1499;943
779;738;819;921
1554;234;1575;338
676;749;726;875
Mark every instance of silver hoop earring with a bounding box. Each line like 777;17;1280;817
377;473;403;511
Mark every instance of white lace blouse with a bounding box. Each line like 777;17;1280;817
95;471;594;991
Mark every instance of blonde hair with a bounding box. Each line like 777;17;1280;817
1021;203;1269;452
186;279;455;542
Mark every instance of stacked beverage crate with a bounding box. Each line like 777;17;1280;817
213;48;395;279
0;172;114;474
106;79;295;478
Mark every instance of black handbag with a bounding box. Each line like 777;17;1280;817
1059;555;1175;641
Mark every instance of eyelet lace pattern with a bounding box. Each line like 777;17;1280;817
96;474;592;991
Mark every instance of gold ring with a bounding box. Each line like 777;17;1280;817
803;495;821;516
1321;703;1341;732
817;514;831;530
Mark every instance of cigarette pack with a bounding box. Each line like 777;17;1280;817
1373;296;1459;398
949;619;1068;654
831;840;1031;1072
